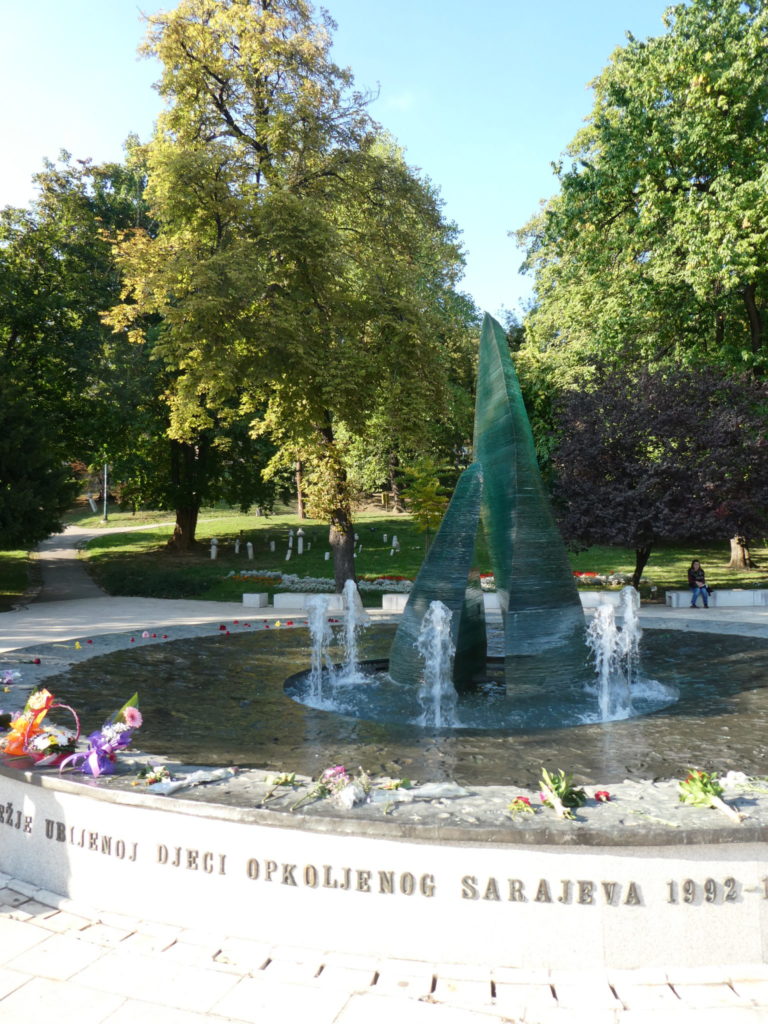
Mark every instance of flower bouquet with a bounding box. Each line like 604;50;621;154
539;767;587;820
0;688;80;766
60;694;142;777
678;769;744;824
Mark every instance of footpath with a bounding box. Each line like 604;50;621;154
1;528;768;1022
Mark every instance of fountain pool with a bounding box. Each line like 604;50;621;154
37;621;768;786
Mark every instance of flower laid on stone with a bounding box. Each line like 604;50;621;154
292;764;371;811
0;688;79;766
2;669;20;693
260;771;298;805
678;769;744;824
378;777;413;791
539;768;587;820
133;764;171;786
507;795;536;819
60;693;141;778
594;790;611;802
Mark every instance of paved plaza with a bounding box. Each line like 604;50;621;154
2;526;768;1022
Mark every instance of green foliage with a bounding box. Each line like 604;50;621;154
0;550;32;611
108;0;476;579
400;458;450;536
0;379;78;549
517;0;768;393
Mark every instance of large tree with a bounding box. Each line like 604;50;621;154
0;156;128;547
552;364;768;585
0;153;277;550
108;0;472;588
516;0;768;380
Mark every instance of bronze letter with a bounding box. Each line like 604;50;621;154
577;881;594;905
483;877;501;902
534;880;552;903
624;882;642;906
461;876;479;900
507;879;526;902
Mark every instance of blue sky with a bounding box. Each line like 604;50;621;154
1;0;674;318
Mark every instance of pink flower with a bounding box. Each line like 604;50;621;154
142;631;150;639
595;790;611;802
123;707;143;729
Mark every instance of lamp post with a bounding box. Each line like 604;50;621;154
102;463;109;523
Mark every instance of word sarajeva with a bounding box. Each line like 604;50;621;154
461;876;643;906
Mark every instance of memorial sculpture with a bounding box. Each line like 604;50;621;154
389;312;586;693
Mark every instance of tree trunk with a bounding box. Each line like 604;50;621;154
388;452;405;512
168;505;200;551
728;535;753;568
316;417;357;591
632;545;652;590
295;460;305;519
166;438;204;550
743;282;763;354
329;505;356;592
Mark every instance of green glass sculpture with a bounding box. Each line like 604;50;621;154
388;312;585;694
474;314;585;688
388;462;486;691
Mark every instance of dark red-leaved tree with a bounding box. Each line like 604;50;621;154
552;365;768;586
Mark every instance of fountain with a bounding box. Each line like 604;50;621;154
415;601;459;728
3;313;768;974
290;313;669;730
585;586;641;721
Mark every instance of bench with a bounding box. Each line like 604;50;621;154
272;592;344;611
578;591;623;608
666;589;768;608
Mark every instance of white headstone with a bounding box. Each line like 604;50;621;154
270;540;275;553
324;552;330;561
285;549;292;561
210;539;218;560
234;539;240;555
246;542;254;560
297;536;304;555
383;533;388;543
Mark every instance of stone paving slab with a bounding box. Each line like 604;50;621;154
0;882;767;1022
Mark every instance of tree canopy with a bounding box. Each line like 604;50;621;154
517;0;768;381
552;364;768;585
108;0;475;587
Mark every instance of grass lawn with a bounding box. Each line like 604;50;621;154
0;550;32;612
79;504;768;604
82;510;434;604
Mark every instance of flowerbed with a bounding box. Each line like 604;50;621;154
227;569;414;593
